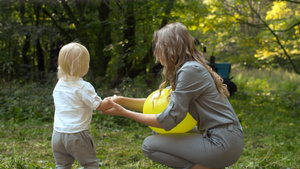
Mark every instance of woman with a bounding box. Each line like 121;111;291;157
103;22;243;169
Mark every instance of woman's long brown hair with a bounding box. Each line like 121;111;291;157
153;22;229;99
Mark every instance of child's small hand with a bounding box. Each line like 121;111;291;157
102;99;125;116
97;98;114;112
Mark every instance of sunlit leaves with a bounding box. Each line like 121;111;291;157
266;1;292;20
252;1;300;68
1;0;300;82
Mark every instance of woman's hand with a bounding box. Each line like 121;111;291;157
102;99;163;128
104;95;146;112
102;99;125;116
105;95;119;103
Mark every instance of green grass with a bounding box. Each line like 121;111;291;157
0;68;299;168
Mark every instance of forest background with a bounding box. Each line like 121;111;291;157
0;0;299;168
1;0;300;84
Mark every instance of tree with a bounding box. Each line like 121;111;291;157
1;0;299;85
34;0;45;80
110;0;136;88
20;0;31;80
249;0;300;74
96;0;112;77
128;0;176;80
199;0;300;73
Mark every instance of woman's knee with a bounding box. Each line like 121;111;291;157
141;136;153;157
142;135;163;158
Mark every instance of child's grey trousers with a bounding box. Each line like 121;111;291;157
142;124;244;169
52;130;99;169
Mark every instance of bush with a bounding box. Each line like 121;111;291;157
0;68;299;168
0;82;54;122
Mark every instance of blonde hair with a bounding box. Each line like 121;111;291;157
153;22;229;98
57;42;90;80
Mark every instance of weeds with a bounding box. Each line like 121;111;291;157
0;68;299;168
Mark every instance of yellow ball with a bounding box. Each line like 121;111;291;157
143;89;197;134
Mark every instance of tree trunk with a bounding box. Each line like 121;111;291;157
124;0;135;77
20;0;31;81
49;40;61;73
34;1;45;81
110;0;136;88
97;0;112;77
36;39;45;75
128;0;175;78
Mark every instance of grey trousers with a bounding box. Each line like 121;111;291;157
52;130;99;169
142;124;244;169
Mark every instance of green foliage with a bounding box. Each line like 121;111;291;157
1;0;299;85
0;82;54;122
232;67;300;93
0;68;299;168
229;67;300;168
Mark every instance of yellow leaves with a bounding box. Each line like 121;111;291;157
188;25;198;31
202;26;210;33
266;1;292;20
295;26;299;35
290;49;300;55
254;49;276;60
202;0;219;12
199;23;205;28
255;37;300;62
203;0;214;5
206;14;216;20
234;13;240;19
68;23;76;29
265;2;297;33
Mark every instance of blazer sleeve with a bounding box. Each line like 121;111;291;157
156;63;210;131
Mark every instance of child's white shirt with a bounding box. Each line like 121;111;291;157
52;78;102;133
